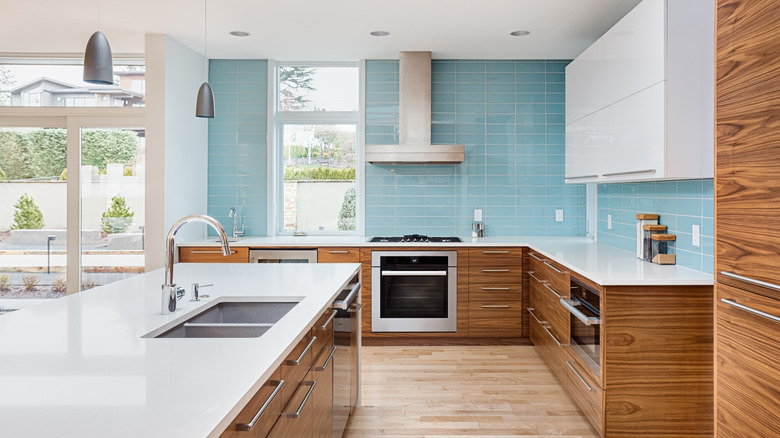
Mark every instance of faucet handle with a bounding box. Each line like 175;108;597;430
191;283;213;301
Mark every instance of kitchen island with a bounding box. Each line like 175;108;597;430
0;262;361;438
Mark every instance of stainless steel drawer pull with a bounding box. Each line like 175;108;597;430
328;250;350;254
281;381;317;419
235;379;285;431
482;250;510;254
565;174;598;180
602;169;656;177
543;261;565;274
527;308;547;325
543;283;561;299
382;270;447;276
528;272;547;284
721;298;780;324
721;271;780;292
313;346;337;371
334;282;361;310
561;298;601;325
313;310;338;330
286;336;317;366
482;269;510;272
190;250;238;254
482;305;510;308
528;252;546;262
482;287;510;291
346;303;363;313
566;361;594;392
542;326;566;347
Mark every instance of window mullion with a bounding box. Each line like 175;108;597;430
65;116;81;294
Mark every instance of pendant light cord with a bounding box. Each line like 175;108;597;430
204;0;208;79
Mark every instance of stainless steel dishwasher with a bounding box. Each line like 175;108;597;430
333;277;361;437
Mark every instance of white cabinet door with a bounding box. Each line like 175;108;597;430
565;112;605;182
565;39;603;125
602;0;665;107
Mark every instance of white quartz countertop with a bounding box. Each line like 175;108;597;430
0;262;361;438
181;235;713;286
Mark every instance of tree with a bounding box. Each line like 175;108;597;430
279;67;315;111
26;128;67;178
81;129;139;171
101;196;134;234
0;130;31;180
11;193;44;230
0;65;15;106
337;187;356;231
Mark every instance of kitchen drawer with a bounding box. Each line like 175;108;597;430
468;248;524;265
311;346;335;438
469;265;523;284
268;371;316;438
179;246;249;263
469;283;522;302
311;308;336;357
281;335;316;406
528;251;569;292
565;353;604;437
220;366;284;438
468;299;523;337
529;274;569;342
317;247;360;263
529;309;568;383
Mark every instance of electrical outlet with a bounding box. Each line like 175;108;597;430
692;224;701;247
474;209;482;222
555;209;564;222
607;214;612;230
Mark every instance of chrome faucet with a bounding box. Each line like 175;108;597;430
162;214;231;315
228;207;244;238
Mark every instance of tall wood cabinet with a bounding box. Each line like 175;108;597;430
716;0;780;435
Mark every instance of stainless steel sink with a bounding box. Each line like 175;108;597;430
148;300;299;339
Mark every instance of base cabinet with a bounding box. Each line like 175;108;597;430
467;248;524;337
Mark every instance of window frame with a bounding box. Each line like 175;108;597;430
269;60;364;236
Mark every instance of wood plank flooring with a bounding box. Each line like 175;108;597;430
344;345;598;437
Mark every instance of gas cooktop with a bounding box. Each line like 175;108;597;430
368;234;463;243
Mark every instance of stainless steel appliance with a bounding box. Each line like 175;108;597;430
561;277;601;376
333;278;361;438
368;234;462;243
371;250;457;332
248;249;317;263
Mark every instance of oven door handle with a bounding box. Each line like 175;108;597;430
381;270;447;276
560;298;601;326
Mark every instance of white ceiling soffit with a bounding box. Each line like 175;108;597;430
0;0;641;60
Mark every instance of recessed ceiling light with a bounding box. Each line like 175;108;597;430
370;31;390;37
510;30;530;37
230;31;250;37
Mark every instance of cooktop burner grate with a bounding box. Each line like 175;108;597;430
368;234;462;243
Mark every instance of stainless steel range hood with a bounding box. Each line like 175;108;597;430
365;52;465;164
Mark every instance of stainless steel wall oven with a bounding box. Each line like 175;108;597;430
371;251;457;332
561;277;601;376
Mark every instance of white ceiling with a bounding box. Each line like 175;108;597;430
1;0;641;60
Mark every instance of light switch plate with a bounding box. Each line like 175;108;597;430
692;224;701;247
555;209;564;222
607;214;612;230
474;209;482;222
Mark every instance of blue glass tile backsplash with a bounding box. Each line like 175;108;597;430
364;59;587;237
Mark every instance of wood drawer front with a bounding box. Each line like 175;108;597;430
311;309;336;357
469;266;523;284
716;283;780;438
268;371;315;438
179;247;249;263
317;247;360;263
281;336;316;406
530;277;569;342
470;283;522;302
528;252;568;292
530;311;568;383
468;299;523;337
565;354;604;436
221;367;284;438
468;248;523;265
311;351;334;438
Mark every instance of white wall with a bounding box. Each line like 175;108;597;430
145;34;209;271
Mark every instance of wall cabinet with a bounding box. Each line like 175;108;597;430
565;0;714;183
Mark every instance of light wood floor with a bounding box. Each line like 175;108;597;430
344;345;598;437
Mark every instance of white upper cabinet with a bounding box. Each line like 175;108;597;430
565;0;714;183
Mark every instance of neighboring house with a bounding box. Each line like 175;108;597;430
9;76;144;107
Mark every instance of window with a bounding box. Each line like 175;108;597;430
273;63;360;235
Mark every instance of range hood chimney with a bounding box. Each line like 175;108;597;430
365;52;465;164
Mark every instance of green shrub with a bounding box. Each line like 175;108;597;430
123;166;133;176
81;129;139;172
284;166;355;181
0;274;9;291
0;166;6;181
0;130;31;180
26;128;66;178
101;196;134;234
59;168;67;181
11;193;44;230
337;187;356;231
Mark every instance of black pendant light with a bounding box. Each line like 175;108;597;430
83;1;113;85
196;0;215;118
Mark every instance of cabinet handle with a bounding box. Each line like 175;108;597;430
602;169;656;177
542;326;566;347
313;310;337;330
313;346;337;371
543;283;562;299
721;271;780;292
482;250;509;254
328;250;350;254
566;361;594;392
561;298;601;325
721;298;780;324
281;381;317;419
235;379;285;431
528;272;547;284
346;303;363;313
529;252;546;262
482;287;510;290
382;270;447;276
482;305;510;308
527;308;547;324
565;174;598;180
543;261;565;274
482;269;510;273
286;336;317;366
190;250;238;254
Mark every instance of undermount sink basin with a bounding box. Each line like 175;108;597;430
148;301;299;339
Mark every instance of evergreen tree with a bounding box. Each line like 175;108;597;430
101;196;134;234
11;193;44;230
337;187;356;231
279;67;315;111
